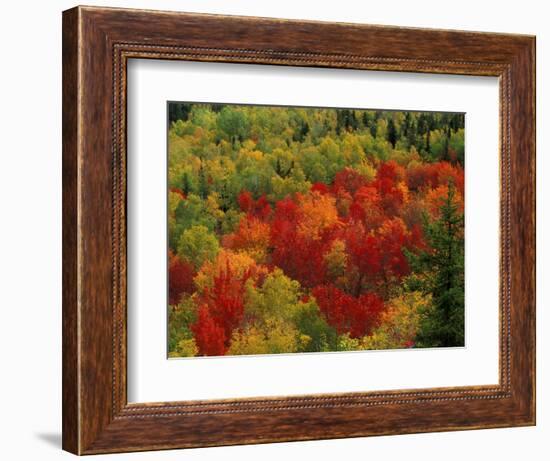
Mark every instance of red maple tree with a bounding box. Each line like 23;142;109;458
312;285;385;338
192;262;253;355
168;254;195;305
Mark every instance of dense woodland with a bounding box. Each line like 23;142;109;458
167;103;465;357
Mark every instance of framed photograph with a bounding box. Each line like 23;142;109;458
62;5;535;455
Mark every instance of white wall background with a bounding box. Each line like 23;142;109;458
0;0;545;459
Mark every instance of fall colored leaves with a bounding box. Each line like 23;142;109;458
167;104;465;357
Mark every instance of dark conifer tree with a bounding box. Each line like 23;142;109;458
387;117;398;148
406;185;465;347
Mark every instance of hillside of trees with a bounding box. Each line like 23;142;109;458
167;103;465;357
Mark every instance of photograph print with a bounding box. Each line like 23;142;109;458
167;102;465;358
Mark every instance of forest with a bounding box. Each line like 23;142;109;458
167;102;465;357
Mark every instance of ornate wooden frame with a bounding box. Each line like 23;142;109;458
62;5;536;455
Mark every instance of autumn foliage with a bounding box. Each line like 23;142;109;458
312;285;384;338
168;252;195;305
192;262;253;355
167;103;465;357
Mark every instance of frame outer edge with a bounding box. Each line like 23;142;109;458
529;36;536;425
531;36;537;425
62;6;81;455
499;37;536;425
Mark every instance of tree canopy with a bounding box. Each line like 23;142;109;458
167;103;465;357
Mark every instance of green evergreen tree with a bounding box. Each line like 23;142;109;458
387;117;398;148
181;171;192;195
168;102;192;124
407;185;464;347
407;119;418;151
402;112;411;139
426;128;431;155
